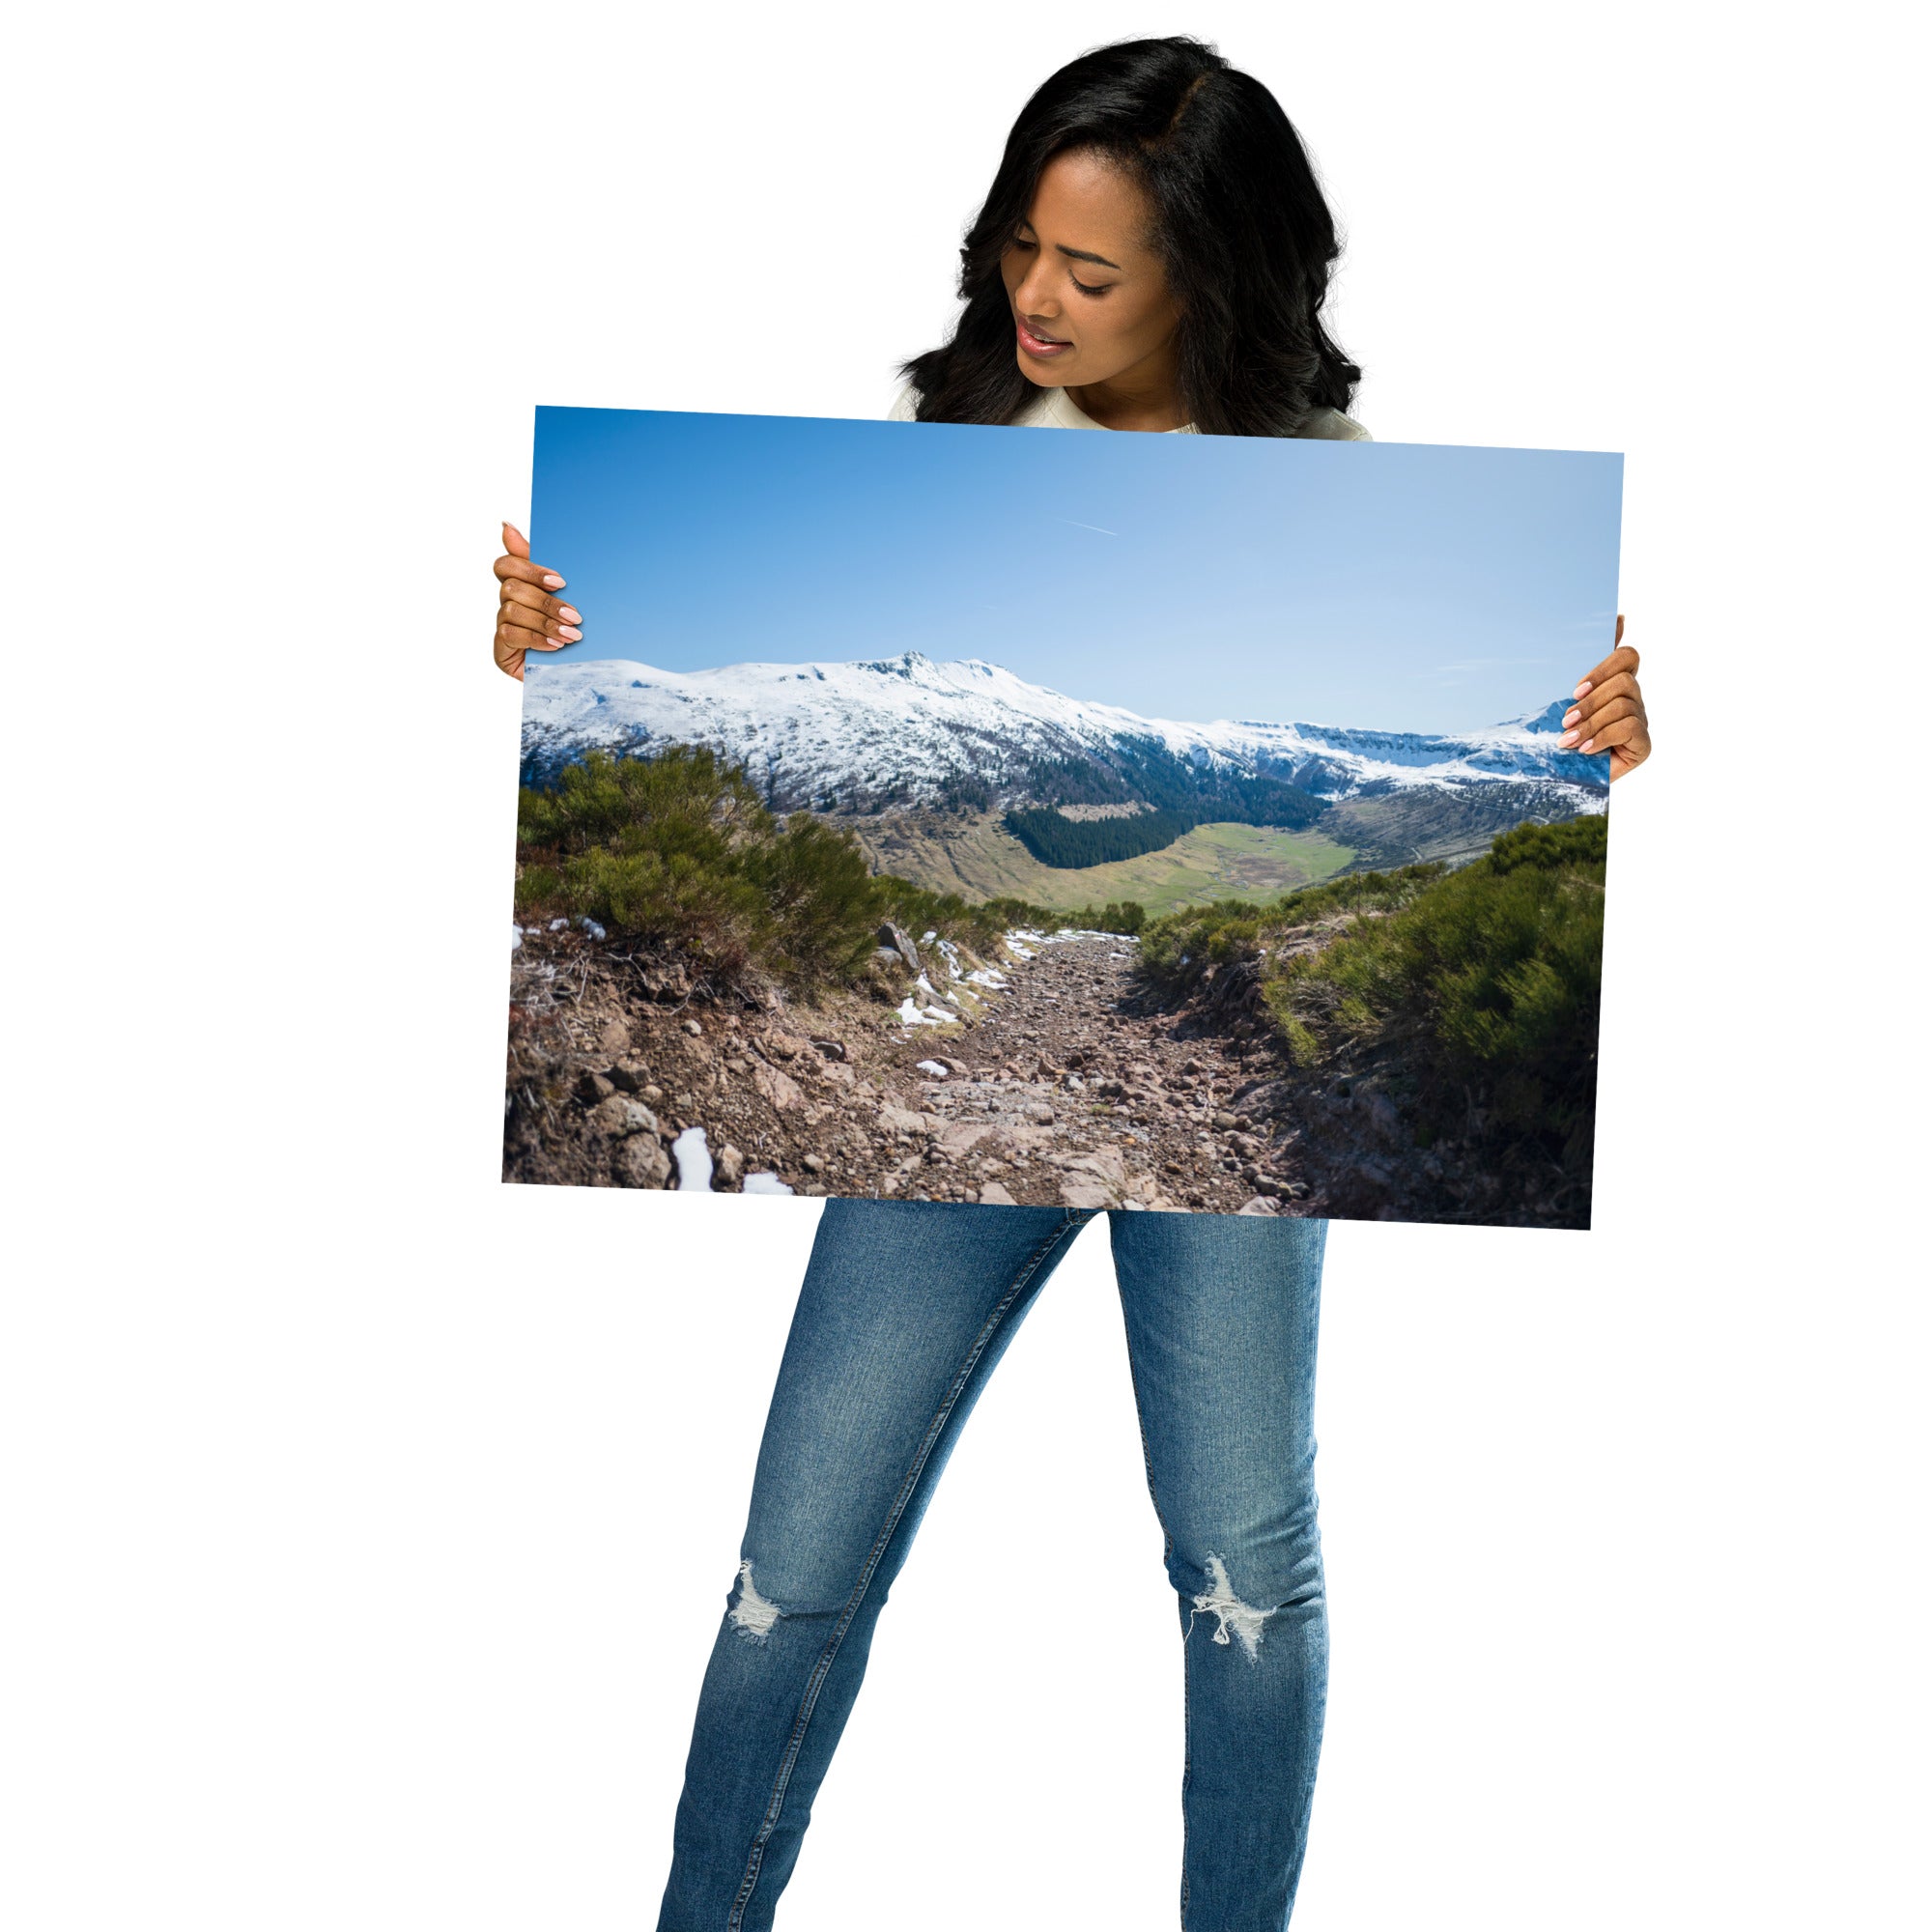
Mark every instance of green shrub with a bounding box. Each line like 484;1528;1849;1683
516;748;1087;992
1271;814;1607;1146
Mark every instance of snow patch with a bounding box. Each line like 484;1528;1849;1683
742;1172;794;1196
670;1127;713;1191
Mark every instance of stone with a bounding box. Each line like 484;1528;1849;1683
608;1062;651;1094
641;1085;665;1106
589;1094;659;1139
613;1134;671;1187
714;1145;746;1188
802;1152;825;1173
682;1018;704;1037
1059;1181;1115;1209
753;1062;805;1112
1056;1146;1127;1188
876;922;923;972
811;1037;848;1062
878;1104;928;1135
577;1069;615;1105
1236;1195;1280;1216
1212;1109;1239;1130
762;1035;804;1061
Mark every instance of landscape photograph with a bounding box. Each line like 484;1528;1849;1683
505;408;1622;1228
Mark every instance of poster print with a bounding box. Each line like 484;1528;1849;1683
505;408;1621;1228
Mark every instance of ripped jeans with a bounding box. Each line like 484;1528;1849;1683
657;1200;1328;1932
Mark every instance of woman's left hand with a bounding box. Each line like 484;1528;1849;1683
1562;615;1651;781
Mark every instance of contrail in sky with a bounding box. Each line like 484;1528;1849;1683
1059;519;1117;536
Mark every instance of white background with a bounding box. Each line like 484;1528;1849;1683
5;3;1926;1927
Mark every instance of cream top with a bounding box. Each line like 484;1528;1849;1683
888;380;1370;440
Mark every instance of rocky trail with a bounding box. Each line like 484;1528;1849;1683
504;923;1327;1215
504;914;1571;1225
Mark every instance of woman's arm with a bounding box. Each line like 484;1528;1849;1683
1563;615;1651;780
492;522;582;682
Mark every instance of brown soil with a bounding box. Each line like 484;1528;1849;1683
503;923;1586;1228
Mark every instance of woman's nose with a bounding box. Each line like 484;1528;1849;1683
1013;261;1061;321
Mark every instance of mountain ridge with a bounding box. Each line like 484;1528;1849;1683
522;651;1610;824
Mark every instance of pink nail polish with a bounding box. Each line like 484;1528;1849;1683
1559;729;1578;745
1562;708;1580;726
543;574;565;589
1573;681;1592;699
556;625;582;641
1579;739;1595;753
558;605;581;623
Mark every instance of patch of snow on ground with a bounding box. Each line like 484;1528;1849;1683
671;1127;713;1191
742;1173;794;1196
917;1060;950;1077
511;925;523;951
967;968;1008;988
896;998;946;1027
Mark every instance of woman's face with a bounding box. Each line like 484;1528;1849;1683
999;148;1180;392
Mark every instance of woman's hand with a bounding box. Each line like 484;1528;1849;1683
1562;615;1651;780
493;522;582;682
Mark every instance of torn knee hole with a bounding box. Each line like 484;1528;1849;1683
728;1559;784;1640
1189;1554;1271;1662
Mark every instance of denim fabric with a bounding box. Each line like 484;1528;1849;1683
656;1199;1328;1932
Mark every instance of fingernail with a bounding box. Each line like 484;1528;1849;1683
1579;739;1595;753
555;624;582;641
1559;729;1579;746
1573;681;1592;699
543;573;565;588
1562;707;1580;726
557;605;581;623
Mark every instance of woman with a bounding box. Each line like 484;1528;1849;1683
493;38;1651;1932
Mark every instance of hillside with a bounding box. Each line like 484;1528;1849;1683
841;810;1357;916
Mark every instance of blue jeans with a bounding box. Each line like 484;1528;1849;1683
657;1200;1329;1932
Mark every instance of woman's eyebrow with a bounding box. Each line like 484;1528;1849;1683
1056;243;1122;270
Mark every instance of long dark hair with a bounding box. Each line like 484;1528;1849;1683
900;37;1360;437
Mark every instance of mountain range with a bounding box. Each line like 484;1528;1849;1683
521;652;1610;839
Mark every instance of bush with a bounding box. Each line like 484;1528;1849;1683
1271;814;1607;1149
516;747;1088;991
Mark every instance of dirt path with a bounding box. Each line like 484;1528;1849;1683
862;932;1305;1212
504;926;1312;1214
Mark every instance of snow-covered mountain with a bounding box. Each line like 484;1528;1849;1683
520;650;1608;816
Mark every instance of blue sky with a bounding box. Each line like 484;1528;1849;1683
529;406;1622;734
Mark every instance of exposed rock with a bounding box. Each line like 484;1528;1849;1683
1236;1195;1280;1216
608;1062;652;1094
614;1135;671;1187
977;1180;1020;1207
753;1062;805;1112
877;922;923;972
577;1069;616;1105
588;1094;659;1139
714;1145;746;1189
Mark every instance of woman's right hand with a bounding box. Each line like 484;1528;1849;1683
493;522;582;681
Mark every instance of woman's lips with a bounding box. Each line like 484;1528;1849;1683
1016;316;1072;358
